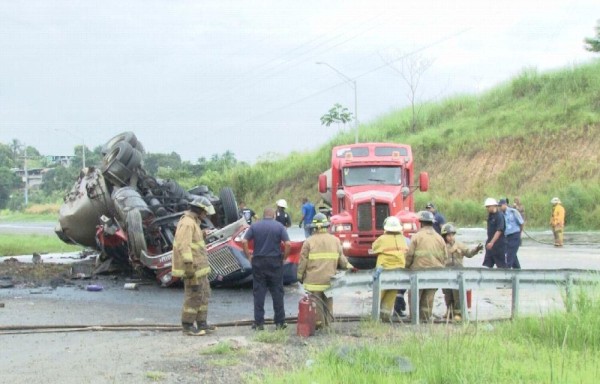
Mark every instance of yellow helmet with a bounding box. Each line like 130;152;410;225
189;196;215;215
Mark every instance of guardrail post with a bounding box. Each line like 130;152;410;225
371;273;381;321
511;274;520;320
458;272;468;321
410;274;419;325
565;274;574;313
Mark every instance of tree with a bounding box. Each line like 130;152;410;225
380;52;433;133
0;167;20;209
320;103;354;131
584;20;600;52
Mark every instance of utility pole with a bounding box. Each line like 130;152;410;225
316;62;359;143
22;146;29;206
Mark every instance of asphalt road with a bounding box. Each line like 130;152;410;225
0;221;56;235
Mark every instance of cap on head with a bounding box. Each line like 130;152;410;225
551;197;561;204
498;199;508;206
441;223;457;235
311;213;329;229
383;216;402;232
417;210;435;223
276;199;288;209
425;202;435;209
189;196;216;215
484;197;498;207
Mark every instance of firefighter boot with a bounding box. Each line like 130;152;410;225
197;321;217;333
182;323;206;336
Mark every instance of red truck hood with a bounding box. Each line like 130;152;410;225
343;185;400;204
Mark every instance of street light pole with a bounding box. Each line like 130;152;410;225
55;129;86;168
316;62;359;143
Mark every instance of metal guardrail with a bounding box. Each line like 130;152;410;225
325;268;600;325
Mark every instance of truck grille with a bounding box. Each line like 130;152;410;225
357;203;390;231
208;245;242;280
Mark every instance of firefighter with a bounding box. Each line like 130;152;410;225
441;223;483;321
172;196;216;336
550;197;565;247
371;216;407;322
405;210;447;322
275;199;292;228
297;213;353;329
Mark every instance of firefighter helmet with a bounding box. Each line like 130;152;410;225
417;210;434;223
383;216;402;232
441;223;457;235
311;213;330;229
484;197;498;207
189;196;216;215
276;199;288;209
551;197;561;204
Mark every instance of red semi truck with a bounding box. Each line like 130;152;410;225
318;143;429;268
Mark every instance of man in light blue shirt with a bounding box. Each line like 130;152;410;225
499;199;525;269
299;198;317;238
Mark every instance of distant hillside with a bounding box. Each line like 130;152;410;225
199;60;600;229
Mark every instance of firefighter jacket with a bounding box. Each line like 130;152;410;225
372;233;407;269
172;211;211;282
445;241;478;267
550;204;565;227
297;231;350;292
405;226;447;270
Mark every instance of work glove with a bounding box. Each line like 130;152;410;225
373;266;383;281
298;222;303;228
184;263;195;279
475;243;484;253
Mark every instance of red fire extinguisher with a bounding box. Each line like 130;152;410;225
297;294;317;337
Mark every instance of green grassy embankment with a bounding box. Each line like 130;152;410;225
255;288;600;383
0;234;82;256
196;61;600;229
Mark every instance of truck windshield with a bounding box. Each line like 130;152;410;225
342;166;402;186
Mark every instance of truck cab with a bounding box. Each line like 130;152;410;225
318;143;428;268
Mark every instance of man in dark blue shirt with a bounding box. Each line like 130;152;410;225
238;201;257;225
242;207;291;330
426;202;446;235
482;198;508;268
299;197;317;238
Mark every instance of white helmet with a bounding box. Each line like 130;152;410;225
276;199;288;209
484;197;498;207
189;196;216;215
551;197;561;204
383;216;402;232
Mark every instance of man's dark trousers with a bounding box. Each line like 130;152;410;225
506;233;521;269
252;256;285;326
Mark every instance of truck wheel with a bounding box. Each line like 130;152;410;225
103;141;134;167
101;159;132;187
126;148;143;171
101;132;138;156
219;187;239;225
126;209;147;261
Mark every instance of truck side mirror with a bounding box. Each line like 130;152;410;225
318;174;327;194
419;172;429;192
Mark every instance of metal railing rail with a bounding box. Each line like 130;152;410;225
325;268;599;325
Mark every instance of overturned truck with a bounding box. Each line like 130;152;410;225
55;132;301;287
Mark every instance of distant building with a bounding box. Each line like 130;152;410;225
12;168;47;189
46;155;75;167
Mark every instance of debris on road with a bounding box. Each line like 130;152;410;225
86;284;104;292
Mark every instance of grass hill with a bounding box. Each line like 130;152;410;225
199;60;600;229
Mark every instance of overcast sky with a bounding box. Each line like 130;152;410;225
0;1;597;163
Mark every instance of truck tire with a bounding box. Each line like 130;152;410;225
219;187;239;225
126;148;143;171
102;159;132;187
126;209;147;261
103;141;134;167
101;132;138;156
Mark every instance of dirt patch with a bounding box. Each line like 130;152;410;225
0;258;72;287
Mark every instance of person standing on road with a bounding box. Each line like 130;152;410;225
512;197;525;221
425;202;446;235
275;199;292;228
297;213;353;329
482;198;508;268
499;198;525;269
371;216;408;322
299;197;317;238
172;197;217;336
239;201;257;225
441;223;483;321
550;197;566;247
242;207;291;330
405;211;447;322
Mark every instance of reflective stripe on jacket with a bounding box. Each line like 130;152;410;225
297;232;350;291
445;241;478;267
172;211;211;280
372;233;407;269
405;226;447;270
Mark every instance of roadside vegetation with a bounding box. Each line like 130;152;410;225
255;288;600;383
0;234;82;256
2;60;599;229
